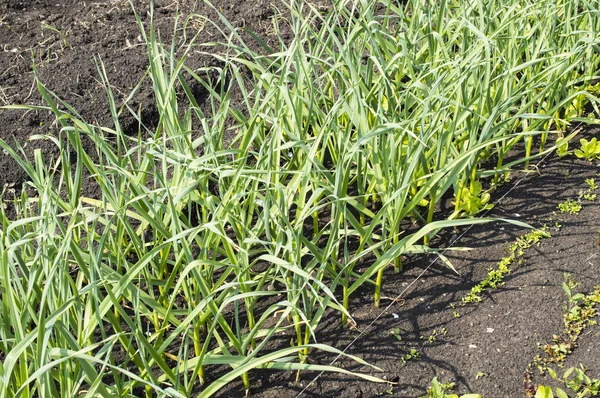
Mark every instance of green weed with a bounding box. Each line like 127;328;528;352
421;377;481;398
583;193;596;201
532;366;600;398
558;199;582;214
556;139;570;158
389;328;402;341
401;348;421;364
529;275;600;377
462;227;550;304
585;178;597;191
575;138;600;161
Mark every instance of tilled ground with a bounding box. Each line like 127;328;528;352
0;0;319;192
1;1;599;397
211;153;600;397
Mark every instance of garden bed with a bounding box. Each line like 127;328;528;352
1;1;599;397
249;153;600;397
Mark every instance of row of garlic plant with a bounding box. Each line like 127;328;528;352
1;0;599;396
210;0;600;310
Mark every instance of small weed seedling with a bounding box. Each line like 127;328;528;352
574;138;600;161
389;328;402;341
585;178;597;190
525;277;600;396
421;377;481;398
562;366;600;396
421;328;447;344
462;227;550;304
583;193;596;201
376;386;395;396
556;139;570;158
557;199;582;214
402;348;421;363
452;181;493;217
533;274;600;373
531;366;600;398
579;178;597;201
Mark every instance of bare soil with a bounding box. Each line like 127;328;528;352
1;1;599;397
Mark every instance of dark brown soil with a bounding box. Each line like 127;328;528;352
1;1;599;398
209;151;600;398
0;0;326;193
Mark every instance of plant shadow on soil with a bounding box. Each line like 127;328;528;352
1;1;600;397
212;147;600;398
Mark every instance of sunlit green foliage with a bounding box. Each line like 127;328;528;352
1;0;599;396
